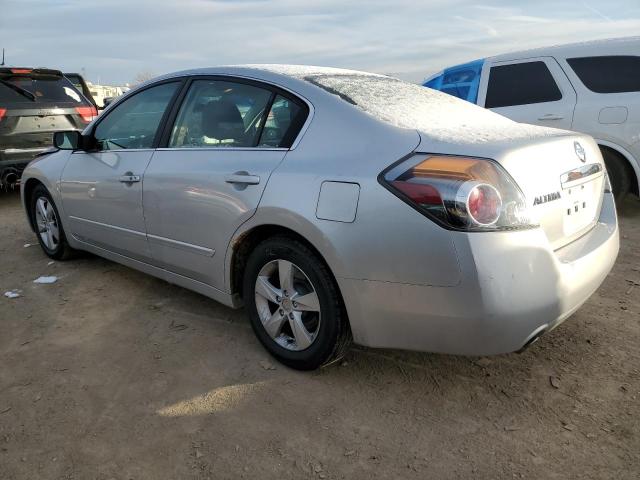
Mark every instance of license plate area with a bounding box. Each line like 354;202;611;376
560;163;604;238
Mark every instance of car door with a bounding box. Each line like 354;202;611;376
143;77;309;291
60;80;182;262
479;57;576;130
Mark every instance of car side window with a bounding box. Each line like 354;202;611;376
485;61;562;108
257;95;307;148
169;80;273;148
93;82;179;151
567;56;640;94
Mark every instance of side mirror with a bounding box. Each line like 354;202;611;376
53;130;82;150
103;97;114;108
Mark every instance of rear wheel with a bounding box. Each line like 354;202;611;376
601;148;631;203
243;236;351;370
30;184;75;260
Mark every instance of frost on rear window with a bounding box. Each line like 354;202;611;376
305;74;559;144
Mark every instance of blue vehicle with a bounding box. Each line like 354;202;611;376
423;59;484;104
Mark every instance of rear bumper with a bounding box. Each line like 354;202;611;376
338;192;619;355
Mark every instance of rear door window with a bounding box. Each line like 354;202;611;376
169;79;273;148
257;95;307;148
566;56;640;93
168;79;308;149
485;61;562;108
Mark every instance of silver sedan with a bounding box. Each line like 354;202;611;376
20;65;619;370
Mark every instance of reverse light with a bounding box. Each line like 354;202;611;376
382;154;536;231
75;106;98;123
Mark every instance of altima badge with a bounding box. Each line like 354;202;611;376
574;141;586;163
533;191;561;205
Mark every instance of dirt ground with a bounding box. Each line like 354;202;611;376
0;189;638;480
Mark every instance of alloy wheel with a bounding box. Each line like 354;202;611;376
254;259;321;351
34;196;60;251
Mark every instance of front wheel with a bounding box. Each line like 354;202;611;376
30;184;75;260
243;236;352;370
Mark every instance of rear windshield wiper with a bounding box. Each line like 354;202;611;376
0;78;37;101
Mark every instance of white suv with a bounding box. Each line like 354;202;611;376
425;37;640;202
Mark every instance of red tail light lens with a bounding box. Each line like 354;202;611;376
382;155;535;231
462;182;502;226
0;108;6;122
75;106;98;123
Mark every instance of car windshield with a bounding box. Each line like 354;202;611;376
0;75;85;105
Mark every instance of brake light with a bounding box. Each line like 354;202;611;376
10;68;32;74
0;108;6;122
75;106;98;123
382;155;536;231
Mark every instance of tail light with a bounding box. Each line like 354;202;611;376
0;108;6;122
75;106;98;123
381;154;536;231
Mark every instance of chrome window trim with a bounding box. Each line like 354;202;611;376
71;148;156;154
155;146;288;152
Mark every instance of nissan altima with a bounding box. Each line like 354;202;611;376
20;65;619;370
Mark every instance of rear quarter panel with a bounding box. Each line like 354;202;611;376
226;95;463;290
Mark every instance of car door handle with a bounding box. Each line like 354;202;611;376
119;173;141;183
225;173;260;185
538;114;564;121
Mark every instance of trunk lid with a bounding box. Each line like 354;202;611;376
495;135;605;250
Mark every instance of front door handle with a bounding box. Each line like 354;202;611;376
119;172;141;183
225;172;260;185
538;114;564;121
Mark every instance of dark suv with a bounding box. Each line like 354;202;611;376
0;67;97;188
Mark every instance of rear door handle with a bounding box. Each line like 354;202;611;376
119;172;141;183
225;172;260;185
538;114;564;121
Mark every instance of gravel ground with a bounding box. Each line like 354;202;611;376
1;189;639;480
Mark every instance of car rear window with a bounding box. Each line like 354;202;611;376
566;56;640;94
304;74;512;133
485;61;562;108
0;74;86;105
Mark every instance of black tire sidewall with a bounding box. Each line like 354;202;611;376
602;151;630;203
243;237;342;370
31;185;68;260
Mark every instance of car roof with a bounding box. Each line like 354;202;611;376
489;36;640;62
160;64;386;80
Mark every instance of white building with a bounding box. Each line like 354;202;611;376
87;82;129;107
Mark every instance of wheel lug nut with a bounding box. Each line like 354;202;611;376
279;309;284;316
276;296;281;303
292;301;298;308
284;290;289;297
289;313;294;319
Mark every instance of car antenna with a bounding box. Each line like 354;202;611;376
0;48;5;66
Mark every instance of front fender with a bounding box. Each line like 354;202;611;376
20;150;72;233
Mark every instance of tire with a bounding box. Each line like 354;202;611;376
243;236;352;370
601;148;631;204
30;184;75;260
